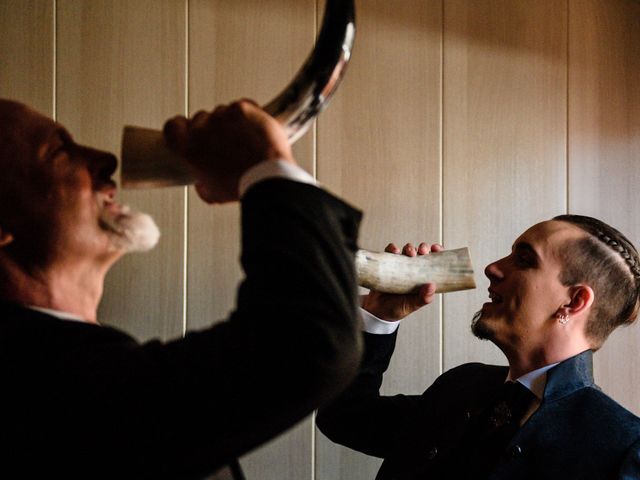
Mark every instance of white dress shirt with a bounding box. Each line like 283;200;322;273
239;159;318;197
28;305;85;323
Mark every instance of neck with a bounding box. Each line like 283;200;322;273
502;336;592;379
0;256;111;324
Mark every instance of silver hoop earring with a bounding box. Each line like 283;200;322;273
557;313;569;325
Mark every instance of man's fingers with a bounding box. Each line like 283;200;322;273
385;243;400;254
190;109;210;128
237;98;261;109
402;243;417;257
418;283;437;306
163;116;189;153
384;241;442;257
417;242;430;255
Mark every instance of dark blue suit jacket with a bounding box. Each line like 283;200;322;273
317;330;640;479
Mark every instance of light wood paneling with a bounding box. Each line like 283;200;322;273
316;0;442;478
568;0;640;414
2;0;639;478
443;0;568;370
0;0;53;114
186;1;316;478
57;0;186;341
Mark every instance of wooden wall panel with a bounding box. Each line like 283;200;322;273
57;0;186;341
315;1;442;478
568;0;640;414
0;0;53;115
2;0;640;478
443;0;568;370
186;1;316;478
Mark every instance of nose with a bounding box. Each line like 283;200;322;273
484;257;505;282
78;145;118;186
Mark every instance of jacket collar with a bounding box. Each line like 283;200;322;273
542;349;596;402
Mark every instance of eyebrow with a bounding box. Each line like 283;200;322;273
56;126;73;144
41;127;73;160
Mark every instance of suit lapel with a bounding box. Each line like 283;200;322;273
542;350;596;402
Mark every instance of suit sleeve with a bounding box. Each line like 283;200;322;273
618;438;640;480
66;179;364;478
316;329;423;459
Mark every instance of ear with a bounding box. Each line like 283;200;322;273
561;285;595;318
0;226;14;248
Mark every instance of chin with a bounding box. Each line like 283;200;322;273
99;206;161;253
471;310;496;341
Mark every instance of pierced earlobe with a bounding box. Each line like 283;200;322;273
557;311;570;326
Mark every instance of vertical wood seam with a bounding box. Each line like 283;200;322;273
439;0;445;376
565;0;570;214
52;0;57;120
182;0;190;337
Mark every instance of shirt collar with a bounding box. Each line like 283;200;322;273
507;362;559;400
27;305;86;323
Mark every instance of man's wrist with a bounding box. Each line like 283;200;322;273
239;159;318;198
360;307;400;334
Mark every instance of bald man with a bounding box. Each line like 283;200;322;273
0;99;363;479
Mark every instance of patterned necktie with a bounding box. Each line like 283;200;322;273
487;381;536;433
464;381;536;477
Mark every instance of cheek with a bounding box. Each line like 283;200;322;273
56;176;96;215
507;281;541;322
515;281;558;322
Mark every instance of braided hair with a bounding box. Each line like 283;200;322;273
594;231;640;280
553;214;640;348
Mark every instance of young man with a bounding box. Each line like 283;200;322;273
0;99;363;479
318;217;640;479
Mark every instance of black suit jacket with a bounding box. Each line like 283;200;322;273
317;330;640;479
0;179;363;479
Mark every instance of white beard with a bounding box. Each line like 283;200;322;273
99;204;160;253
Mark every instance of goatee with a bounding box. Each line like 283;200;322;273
471;309;493;340
99;205;160;253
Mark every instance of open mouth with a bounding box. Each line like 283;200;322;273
97;187;130;236
488;289;503;304
103;198;125;214
98;183;124;213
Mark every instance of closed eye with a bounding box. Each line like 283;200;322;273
512;241;539;268
514;253;534;267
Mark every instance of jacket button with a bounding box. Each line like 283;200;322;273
427;447;438;460
508;445;523;458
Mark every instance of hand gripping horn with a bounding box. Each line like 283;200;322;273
120;0;356;188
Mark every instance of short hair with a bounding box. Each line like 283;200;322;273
553;214;640;348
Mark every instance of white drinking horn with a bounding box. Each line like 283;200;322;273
121;0;356;188
356;247;476;294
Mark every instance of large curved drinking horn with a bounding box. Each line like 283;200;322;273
121;0;356;188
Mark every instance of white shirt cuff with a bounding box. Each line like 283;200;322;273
239;159;318;197
360;307;400;334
